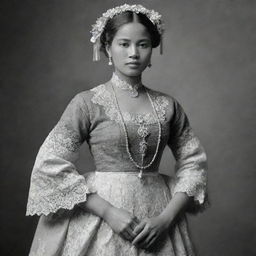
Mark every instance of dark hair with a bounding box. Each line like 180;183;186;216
100;11;161;56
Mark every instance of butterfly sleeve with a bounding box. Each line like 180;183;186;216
26;93;96;216
167;99;209;213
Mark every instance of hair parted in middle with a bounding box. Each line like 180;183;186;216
100;11;161;57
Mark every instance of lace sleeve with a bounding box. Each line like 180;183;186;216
26;93;96;216
167;99;208;214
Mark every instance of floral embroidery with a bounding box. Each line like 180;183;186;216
91;84;169;125
26;121;96;216
61;172;186;255
27;88;208;255
44;120;81;160
171;128;208;206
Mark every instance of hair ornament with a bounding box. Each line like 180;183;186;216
90;4;164;61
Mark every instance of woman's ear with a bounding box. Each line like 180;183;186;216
105;44;111;57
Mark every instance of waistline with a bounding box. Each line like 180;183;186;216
94;171;160;177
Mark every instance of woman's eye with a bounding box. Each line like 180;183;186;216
119;43;129;47
139;43;149;48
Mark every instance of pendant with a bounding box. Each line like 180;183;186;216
130;89;139;97
138;169;143;179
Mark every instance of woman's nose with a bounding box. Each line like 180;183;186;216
128;45;139;59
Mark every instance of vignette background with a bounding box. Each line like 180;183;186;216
1;0;256;255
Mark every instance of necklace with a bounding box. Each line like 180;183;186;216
111;84;162;178
111;73;142;97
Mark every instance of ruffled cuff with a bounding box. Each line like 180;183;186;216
26;93;96;216
26;173;97;216
172;169;209;214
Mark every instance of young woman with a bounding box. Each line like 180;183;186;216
26;4;208;255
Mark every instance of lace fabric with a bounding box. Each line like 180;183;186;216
26;121;96;216
35;172;196;256
91;84;169;125
27;86;208;255
26;95;96;216
168;128;208;212
90;84;208;209
167;100;208;212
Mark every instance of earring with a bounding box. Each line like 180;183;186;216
108;56;113;66
148;61;152;68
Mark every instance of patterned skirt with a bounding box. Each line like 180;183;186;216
29;172;195;256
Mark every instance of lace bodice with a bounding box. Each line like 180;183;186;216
91;84;169;125
26;84;208;216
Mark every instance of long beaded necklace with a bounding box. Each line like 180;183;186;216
111;83;162;179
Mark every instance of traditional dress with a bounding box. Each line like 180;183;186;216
26;81;208;256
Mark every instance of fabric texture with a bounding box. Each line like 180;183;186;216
27;83;208;255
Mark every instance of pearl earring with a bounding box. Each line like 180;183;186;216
148;62;152;68
108;56;113;66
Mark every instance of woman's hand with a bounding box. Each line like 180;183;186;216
132;215;171;249
103;205;140;242
131;192;191;250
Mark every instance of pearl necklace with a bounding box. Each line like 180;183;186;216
111;84;162;179
111;73;142;97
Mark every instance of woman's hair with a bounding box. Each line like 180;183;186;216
100;11;161;56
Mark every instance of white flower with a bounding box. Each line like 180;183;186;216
90;4;164;43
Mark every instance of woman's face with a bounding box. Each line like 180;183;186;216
106;22;152;79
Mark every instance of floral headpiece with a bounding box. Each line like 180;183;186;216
90;4;164;61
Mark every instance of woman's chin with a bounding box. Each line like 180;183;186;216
117;68;144;78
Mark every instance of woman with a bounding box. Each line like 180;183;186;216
26;4;208;256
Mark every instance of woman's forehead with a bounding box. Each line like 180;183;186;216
114;22;151;40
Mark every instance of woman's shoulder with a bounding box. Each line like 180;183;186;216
74;84;106;103
62;84;105;116
146;87;178;107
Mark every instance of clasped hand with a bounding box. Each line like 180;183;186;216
132;216;169;249
104;206;169;249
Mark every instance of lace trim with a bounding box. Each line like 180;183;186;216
26;172;96;216
26;121;96;216
32;173;196;255
172;128;208;206
91;84;169;125
44;120;82;160
173;169;207;204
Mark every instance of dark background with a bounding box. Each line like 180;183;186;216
1;0;256;255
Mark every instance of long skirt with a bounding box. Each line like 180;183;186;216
29;172;196;256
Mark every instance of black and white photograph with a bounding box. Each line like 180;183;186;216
1;1;255;255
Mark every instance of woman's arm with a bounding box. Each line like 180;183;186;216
132;98;208;249
26;94;95;216
80;193;139;241
79;193;113;219
26;93;139;241
167;99;208;213
131;192;191;249
158;192;191;226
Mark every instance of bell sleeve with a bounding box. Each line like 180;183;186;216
26;93;96;216
167;99;208;213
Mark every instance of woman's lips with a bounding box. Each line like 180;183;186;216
126;62;140;68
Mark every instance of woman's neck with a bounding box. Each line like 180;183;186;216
114;70;142;86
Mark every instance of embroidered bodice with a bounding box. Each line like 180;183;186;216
90;84;169;125
26;84;208;216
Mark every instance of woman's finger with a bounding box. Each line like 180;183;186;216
130;219;139;231
126;226;137;240
139;231;156;248
133;216;140;225
147;236;157;248
120;230;133;241
139;233;157;249
132;226;150;245
133;221;146;235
